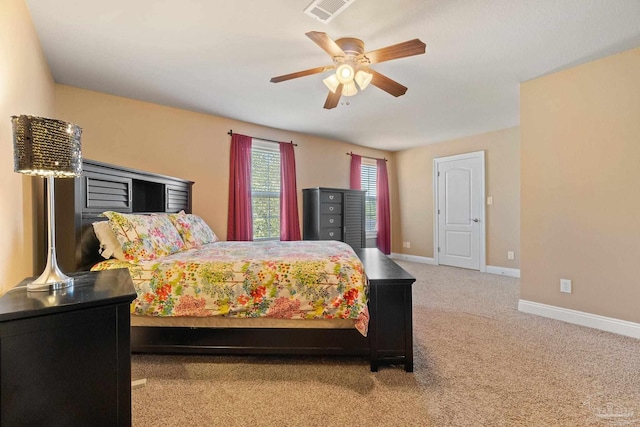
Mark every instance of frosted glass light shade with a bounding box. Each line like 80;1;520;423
342;81;358;97
355;70;373;90
336;64;355;84
323;74;340;93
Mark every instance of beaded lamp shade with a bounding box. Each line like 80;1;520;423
12;115;82;178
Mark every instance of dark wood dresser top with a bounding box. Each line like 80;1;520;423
0;268;135;322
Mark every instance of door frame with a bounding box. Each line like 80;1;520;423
433;151;486;272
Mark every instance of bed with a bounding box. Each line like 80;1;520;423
86;210;373;357
58;160;414;371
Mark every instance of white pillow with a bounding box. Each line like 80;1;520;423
92;221;126;261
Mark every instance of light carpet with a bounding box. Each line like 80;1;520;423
131;261;640;426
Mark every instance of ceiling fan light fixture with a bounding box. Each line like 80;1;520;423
355;70;373;90
323;74;340;93
270;32;426;108
342;81;358;97
336;64;355;84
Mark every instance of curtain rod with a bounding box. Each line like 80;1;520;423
346;151;387;162
228;130;297;146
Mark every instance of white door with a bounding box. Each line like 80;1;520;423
435;151;485;271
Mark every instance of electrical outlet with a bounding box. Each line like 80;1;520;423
487;196;493;205
402;242;407;248
507;251;514;260
406;242;411;248
560;279;572;294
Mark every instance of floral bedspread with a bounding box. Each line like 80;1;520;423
91;240;369;336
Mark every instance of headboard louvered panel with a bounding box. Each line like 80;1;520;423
85;173;132;212
166;186;189;212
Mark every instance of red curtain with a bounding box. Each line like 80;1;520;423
227;134;253;241
376;159;391;255
349;154;362;190
279;142;301;241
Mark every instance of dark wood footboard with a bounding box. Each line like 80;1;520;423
355;248;416;372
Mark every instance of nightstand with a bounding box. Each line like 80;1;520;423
0;268;136;426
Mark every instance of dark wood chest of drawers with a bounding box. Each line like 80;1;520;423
302;187;366;249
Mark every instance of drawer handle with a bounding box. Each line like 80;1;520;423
329;232;334;237
329;195;334;200
329;206;334;211
329;219;334;224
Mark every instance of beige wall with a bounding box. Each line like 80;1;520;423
54;85;396;242
521;47;640;323
394;127;520;268
0;0;56;292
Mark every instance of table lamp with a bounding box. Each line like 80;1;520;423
11;115;82;291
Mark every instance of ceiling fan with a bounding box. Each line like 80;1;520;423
270;31;426;109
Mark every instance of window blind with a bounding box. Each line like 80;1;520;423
251;141;280;240
361;162;377;233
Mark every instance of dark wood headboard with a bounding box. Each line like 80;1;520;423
46;160;194;272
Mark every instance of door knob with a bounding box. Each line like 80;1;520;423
472;218;479;222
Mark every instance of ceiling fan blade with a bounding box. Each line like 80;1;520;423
270;65;334;83
324;84;343;109
364;39;426;64
361;67;407;97
306;31;346;59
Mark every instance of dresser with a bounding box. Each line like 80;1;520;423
0;269;136;426
302;187;366;249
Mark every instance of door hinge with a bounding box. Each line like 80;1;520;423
437;171;440;177
438;247;440;252
438;209;440;214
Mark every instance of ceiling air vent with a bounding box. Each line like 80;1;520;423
304;0;357;24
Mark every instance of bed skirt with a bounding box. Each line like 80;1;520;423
131;315;358;329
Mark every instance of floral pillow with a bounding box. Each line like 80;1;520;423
103;211;185;263
168;211;218;249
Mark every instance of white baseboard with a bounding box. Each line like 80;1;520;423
390;253;436;265
389;256;520;278
486;265;521;278
518;300;640;339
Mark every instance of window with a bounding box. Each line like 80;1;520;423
251;140;280;240
361;160;377;235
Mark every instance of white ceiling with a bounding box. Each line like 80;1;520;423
26;0;640;151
